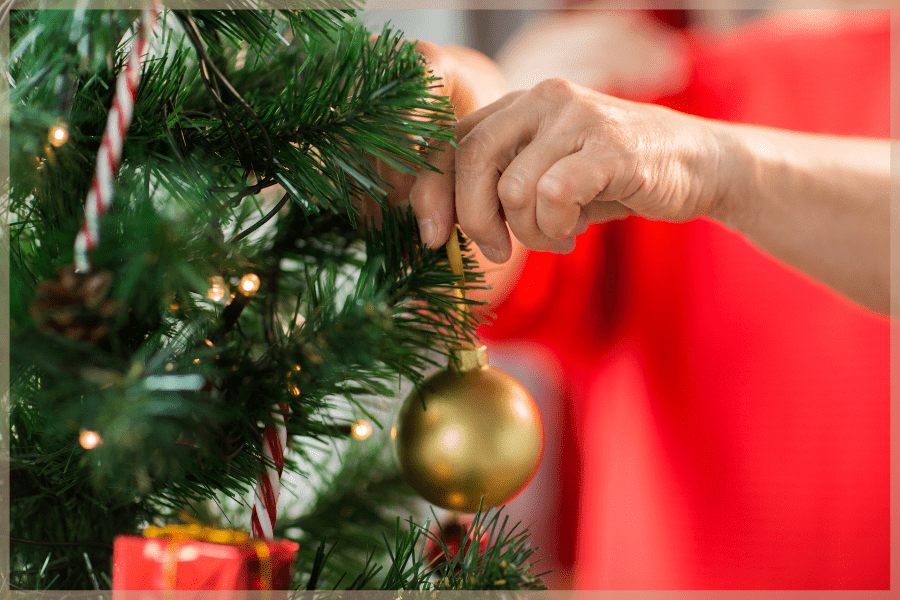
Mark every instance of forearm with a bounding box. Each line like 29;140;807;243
708;123;890;314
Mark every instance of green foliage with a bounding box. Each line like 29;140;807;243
377;506;549;591
8;5;545;592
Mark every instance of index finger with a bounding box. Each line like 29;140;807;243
410;91;526;249
454;94;540;262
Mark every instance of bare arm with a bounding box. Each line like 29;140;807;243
710;125;889;313
409;80;891;315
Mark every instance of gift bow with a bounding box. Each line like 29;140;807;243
143;523;272;590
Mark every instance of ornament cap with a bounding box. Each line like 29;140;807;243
450;344;488;372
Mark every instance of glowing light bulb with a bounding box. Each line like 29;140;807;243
79;429;102;450
351;419;373;440
49;124;69;147
239;273;261;296
207;276;227;302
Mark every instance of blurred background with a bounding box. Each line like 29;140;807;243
360;2;890;589
362;5;772;590
360;5;776;590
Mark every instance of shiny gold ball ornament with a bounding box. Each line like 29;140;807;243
393;344;544;513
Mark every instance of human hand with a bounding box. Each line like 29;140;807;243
356;39;507;225
409;78;725;262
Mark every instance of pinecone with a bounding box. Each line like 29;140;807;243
30;264;120;343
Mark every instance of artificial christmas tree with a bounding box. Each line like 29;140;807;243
8;4;547;591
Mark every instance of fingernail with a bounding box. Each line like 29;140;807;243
575;213;589;235
479;244;507;263
419;219;437;247
552;238;576;254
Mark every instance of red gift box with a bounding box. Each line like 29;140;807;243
112;525;298;600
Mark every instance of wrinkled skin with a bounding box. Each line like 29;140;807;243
409;79;724;263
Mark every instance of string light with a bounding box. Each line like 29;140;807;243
207;276;227;302
79;429;102;450
48;123;70;147
239;273;260;296
351;419;373;440
219;273;260;333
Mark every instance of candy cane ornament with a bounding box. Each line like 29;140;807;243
251;403;291;540
74;2;160;272
70;2;294;541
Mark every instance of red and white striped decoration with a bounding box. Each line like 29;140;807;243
71;2;294;541
251;403;291;540
74;2;160;273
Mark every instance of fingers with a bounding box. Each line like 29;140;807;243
454;120;531;262
409;140;455;248
410;91;526;250
359;37;450;223
535;150;613;238
367;36;509;243
411;78;641;260
377;157;417;206
581;200;633;224
497;134;581;254
413;40;508;118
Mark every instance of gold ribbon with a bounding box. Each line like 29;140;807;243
445;226;467;310
143;523;273;591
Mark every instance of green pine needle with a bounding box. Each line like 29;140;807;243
8;6;544;592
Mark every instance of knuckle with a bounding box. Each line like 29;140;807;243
456;126;495;174
497;172;529;211
533;77;575;101
537;173;569;206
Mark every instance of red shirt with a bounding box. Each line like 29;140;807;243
481;12;889;589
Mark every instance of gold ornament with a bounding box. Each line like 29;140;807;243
393;344;543;513
393;229;544;512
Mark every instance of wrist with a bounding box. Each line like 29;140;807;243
703;120;760;235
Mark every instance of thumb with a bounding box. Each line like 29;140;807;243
413;40;508;119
